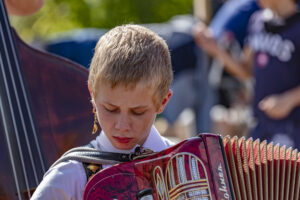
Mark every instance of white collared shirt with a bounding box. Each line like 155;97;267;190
31;125;174;200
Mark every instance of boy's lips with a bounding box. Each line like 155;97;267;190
113;136;133;144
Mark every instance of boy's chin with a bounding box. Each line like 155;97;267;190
112;142;135;151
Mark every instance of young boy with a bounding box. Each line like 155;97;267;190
193;0;300;148
31;24;174;199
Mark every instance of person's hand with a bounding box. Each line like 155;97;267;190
259;94;294;119
192;22;220;57
5;0;44;16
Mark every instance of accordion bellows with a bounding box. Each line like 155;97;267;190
223;136;300;200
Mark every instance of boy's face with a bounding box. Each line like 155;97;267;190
93;82;171;150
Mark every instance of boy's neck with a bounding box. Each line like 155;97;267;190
272;1;297;18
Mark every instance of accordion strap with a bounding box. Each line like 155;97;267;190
49;144;154;170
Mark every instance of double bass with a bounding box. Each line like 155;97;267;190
0;1;96;199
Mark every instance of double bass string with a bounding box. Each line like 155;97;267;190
0;1;45;198
0;3;46;177
0;2;32;198
0;54;22;199
3;16;46;177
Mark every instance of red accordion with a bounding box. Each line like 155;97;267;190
83;133;300;200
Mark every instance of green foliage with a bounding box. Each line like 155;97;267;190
10;0;193;42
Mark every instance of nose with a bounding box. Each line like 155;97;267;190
115;114;130;132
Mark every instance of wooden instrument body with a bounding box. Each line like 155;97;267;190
14;30;94;165
84;134;234;200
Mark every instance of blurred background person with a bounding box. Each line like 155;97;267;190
197;0;260;138
194;0;300;149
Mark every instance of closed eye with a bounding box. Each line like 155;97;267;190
104;107;118;113
131;110;146;115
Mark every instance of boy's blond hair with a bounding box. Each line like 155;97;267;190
88;24;173;107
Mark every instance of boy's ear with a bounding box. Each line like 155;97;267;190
157;89;173;114
88;84;93;97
